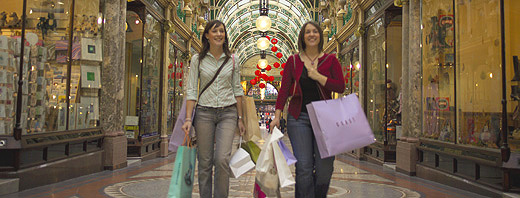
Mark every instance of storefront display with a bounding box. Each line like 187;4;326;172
166;39;186;135
339;36;360;96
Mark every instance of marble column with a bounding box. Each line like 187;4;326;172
101;0;127;170
160;7;173;158
401;0;410;137
408;0;422;138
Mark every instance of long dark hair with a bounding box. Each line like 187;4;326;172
199;20;231;66
297;21;324;53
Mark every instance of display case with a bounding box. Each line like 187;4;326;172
166;32;187;135
363;0;401;163
417;0;520;192
0;0;105;189
124;0;164;159
339;34;360;96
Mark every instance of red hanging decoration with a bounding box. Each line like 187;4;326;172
266;35;270;41
280;70;284;76
259;83;266;88
346;72;350;78
262;74;268;80
269;76;274;81
250;79;257;85
266;65;272;71
257;64;261;69
355;81;359;87
281;63;286;69
276;52;283;59
179;80;183;87
352;72;355;77
345;78;349;84
171;72;175;79
271;46;278;52
180;62;183;68
255;70;261;76
255;76;261;82
271;38;278;44
168;63;173;69
273;62;280;68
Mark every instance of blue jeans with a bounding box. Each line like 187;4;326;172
287;112;335;198
193;105;237;198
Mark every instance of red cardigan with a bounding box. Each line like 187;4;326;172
275;53;345;119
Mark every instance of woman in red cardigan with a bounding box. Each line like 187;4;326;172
270;21;345;198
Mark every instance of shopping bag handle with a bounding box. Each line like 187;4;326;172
182;132;194;147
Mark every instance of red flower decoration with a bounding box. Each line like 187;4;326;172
271;38;278;44
259;83;266;88
250;79;257;85
280;70;284;76
281;63;286;69
345;78;349;84
352;72;355;77
346;72;350;78
271;46;278;52
273;62;280;68
276;52;283;59
255;70;261;76
266;65;272;71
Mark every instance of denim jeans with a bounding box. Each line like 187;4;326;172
193;105;238;198
287;112;335;198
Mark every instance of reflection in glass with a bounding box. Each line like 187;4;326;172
456;0;501;149
140;13;162;137
124;10;143;139
366;18;385;142
421;0;455;142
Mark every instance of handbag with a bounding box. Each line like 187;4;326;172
229;137;256;178
306;93;375;158
168;135;197;198
169;55;234;151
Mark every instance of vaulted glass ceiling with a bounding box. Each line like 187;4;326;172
216;0;312;68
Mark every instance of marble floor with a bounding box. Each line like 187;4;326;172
1;136;507;198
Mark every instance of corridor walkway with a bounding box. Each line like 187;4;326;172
2;136;496;198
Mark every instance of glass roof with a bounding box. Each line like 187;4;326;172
217;0;312;66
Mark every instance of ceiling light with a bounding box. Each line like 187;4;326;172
256;16;271;32
257;37;269;50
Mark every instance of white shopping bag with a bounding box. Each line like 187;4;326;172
256;127;284;172
272;139;295;188
230;147;255;178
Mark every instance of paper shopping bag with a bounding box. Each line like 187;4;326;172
272;140;295;188
277;140;297;166
242;96;262;142
168;144;196;198
306;94;375;158
241;141;261;164
169;99;195;152
230;147;255;178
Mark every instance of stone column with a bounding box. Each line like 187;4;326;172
408;0;422;137
401;0;410;138
101;0;127;170
354;8;365;159
160;6;173;158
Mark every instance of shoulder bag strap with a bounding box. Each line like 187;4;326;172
198;56;231;98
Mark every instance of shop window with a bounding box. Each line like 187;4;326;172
421;0;455;142
166;44;185;135
456;0;501;148
0;0;103;136
366;18;386;142
339;47;359;96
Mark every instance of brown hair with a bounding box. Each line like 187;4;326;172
199;20;231;66
297;21;324;52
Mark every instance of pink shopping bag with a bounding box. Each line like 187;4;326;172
306;93;375;158
168;99;195;152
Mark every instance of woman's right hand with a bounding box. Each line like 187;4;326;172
270;117;280;132
182;121;192;135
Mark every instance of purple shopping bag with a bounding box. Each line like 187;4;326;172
169;99;195;152
306;93;375;159
278;140;297;166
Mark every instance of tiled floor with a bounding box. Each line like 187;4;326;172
1;137;502;198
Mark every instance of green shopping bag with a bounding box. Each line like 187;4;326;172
241;141;261;164
168;136;197;198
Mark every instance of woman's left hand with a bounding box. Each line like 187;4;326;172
238;119;246;136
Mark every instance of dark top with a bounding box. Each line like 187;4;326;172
299;67;321;113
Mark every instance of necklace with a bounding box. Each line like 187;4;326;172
304;52;320;65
